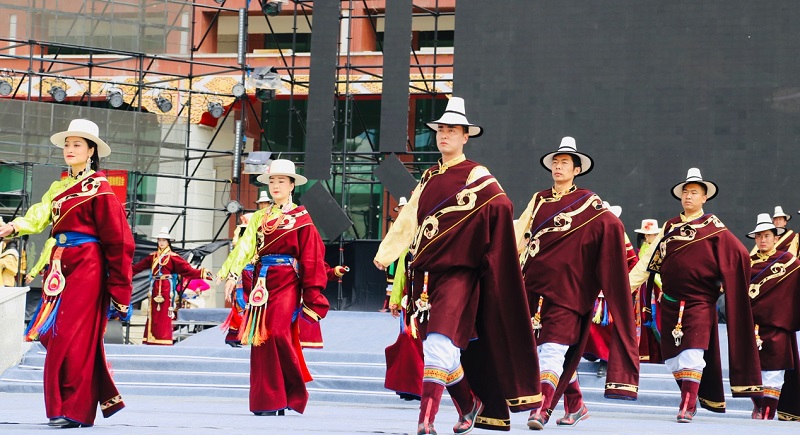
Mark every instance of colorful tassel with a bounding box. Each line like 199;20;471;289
592;297;603;324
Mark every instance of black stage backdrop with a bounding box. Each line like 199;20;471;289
453;1;800;241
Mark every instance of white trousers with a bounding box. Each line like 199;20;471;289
423;332;460;372
664;349;706;373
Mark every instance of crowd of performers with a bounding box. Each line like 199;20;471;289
1;100;799;432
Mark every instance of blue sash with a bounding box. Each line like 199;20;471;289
54;232;99;247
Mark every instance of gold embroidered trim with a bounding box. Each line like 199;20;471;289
302;305;321;322
605;382;638;393
506;394;542;407
521;194;603;263
778;410;800;421
475;416;510;427
101;395;123;410
649;215;726;272
698;397;725;409
731;385;763;394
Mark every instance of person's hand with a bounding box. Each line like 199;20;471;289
224;279;236;303
389;303;401;318
0;223;15;238
215;276;223;285
373;259;386;271
25;275;34;285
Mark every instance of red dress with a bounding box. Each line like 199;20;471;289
234;206;330;413
132;248;206;345
19;173;133;425
298;263;343;349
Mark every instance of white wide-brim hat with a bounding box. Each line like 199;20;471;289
634;219;660;234
397;196;408;207
671;168;718;201
747;213;786;238
50;119;111;158
602;201;622;218
257;159;308;185
773;206;791;221
153;226;174;240
540;136;594;176
255;191;272;204
425;96;483;138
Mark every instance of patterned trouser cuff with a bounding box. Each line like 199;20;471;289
672;368;702;383
423;366;449;386
541;370;559;389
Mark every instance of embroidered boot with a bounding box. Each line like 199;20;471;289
557;379;589;426
676;381;700;423
418;382;444;435
448;378;483;434
750;397;763;419
528;382;554;430
762;396;779;420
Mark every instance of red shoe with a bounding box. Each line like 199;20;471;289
556;404;589;426
527;407;550;430
417;422;437;435
453;398;483;434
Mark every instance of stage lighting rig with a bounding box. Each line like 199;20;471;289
48;79;67;102
0;70;13;96
155;93;173;113
262;0;286;16
249;67;281;103
106;87;124;108
207;101;224;119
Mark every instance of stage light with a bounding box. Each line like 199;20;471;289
155;93;172;112
207;101;224;119
243;151;272;175
255;88;276;102
237;8;247;65
106;87;124;108
262;0;283;16
214;0;225;4
49;85;66;102
232;120;243;183
0;79;11;96
232;83;246;98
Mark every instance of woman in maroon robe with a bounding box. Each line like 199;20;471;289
0;119;134;428
132;227;211;345
218;159;329;415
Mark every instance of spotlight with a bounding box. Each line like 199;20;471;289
49;85;66;102
213;0;225;4
207;101;224;119
255;88;276;103
0;79;11;96
242;151;272;175
155;93;172;113
232;83;246;98
106;87;124;108
262;0;283;16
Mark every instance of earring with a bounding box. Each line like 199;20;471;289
284;195;293;212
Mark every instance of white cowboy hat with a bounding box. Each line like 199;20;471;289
671;168;718;201
255;191;272;204
773;206;791;221
540;137;594;176
257;159;308;185
153;226;174;240
602;201;622;218
634;219;660;234
50;119;112;158
238;212;254;228
747;213;786;239
425;97;483;138
393;196;408;212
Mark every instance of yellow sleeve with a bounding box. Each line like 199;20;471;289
629;226;665;290
11;180;64;236
217;209;263;280
789;233;799;257
514;193;539;255
28;237;55;277
374;185;421;267
389;250;408;306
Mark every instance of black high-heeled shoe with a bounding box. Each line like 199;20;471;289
48;417;82;428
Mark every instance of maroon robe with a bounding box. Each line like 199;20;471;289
244;206;329;414
647;213;762;412
406;159;542;431
25;173;133;425
749;250;800;419
298;263;342;349
132;249;205;345
520;187;640;406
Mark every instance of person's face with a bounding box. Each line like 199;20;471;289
644;233;657;244
681;183;707;214
773;216;787;228
157;238;169;249
269;175;294;203
551;154;580;184
755;230;777;253
436;124;468;157
258;201;272;210
63;136;94;168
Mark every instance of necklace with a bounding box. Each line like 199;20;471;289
260;209;285;235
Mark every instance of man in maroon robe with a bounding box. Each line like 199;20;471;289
515;137;640;430
630;168;763;423
374;97;541;434
746;213;800;420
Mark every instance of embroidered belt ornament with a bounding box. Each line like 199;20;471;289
754;324;763;351
672;300;685;346
532;296;543;337
25;247;68;341
414;271;431;323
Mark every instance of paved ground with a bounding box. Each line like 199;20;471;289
0;392;797;434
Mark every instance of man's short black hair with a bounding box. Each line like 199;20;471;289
553;153;582;169
683;182;708;195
